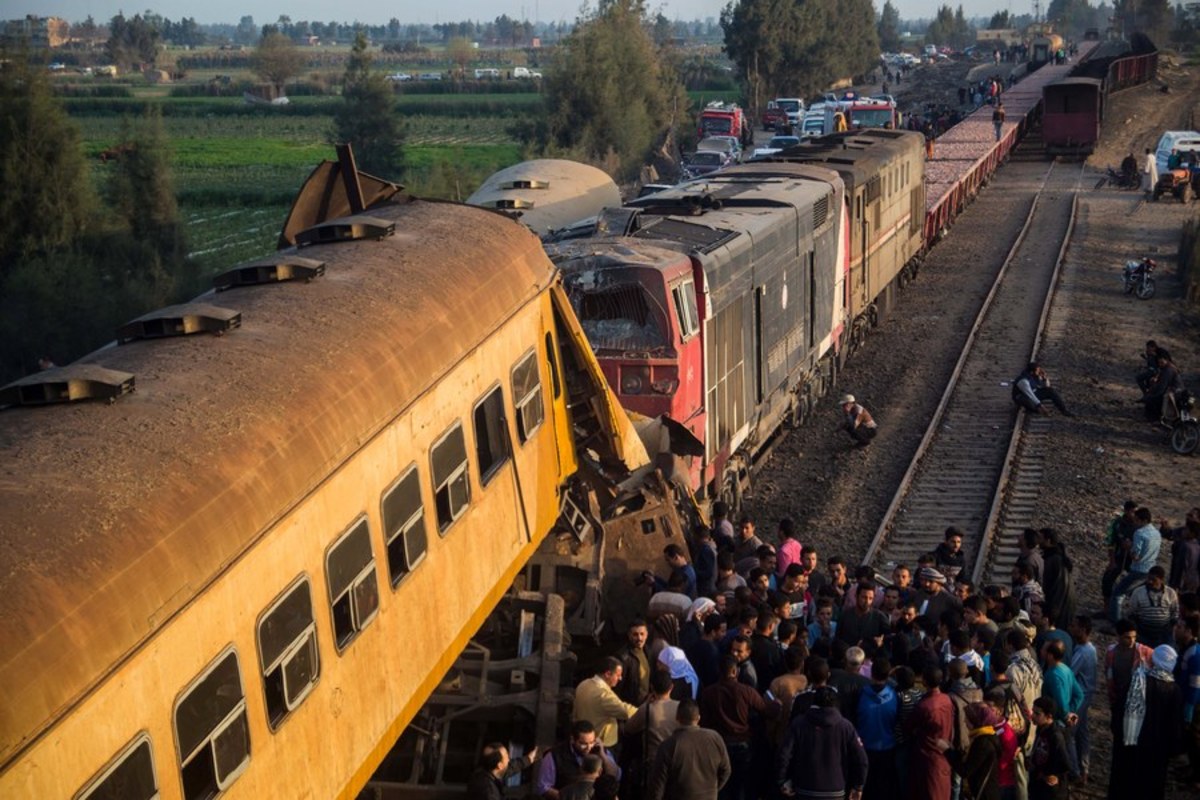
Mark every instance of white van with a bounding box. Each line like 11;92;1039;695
1155;130;1200;174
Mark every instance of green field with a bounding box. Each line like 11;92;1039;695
71;91;535;274
66;82;739;274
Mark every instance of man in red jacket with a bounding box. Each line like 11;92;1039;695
908;665;954;800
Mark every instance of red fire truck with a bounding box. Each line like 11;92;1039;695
698;102;753;146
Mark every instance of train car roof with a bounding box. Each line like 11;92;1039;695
763;129;924;187
0;198;555;766
1046;77;1103;89
466;158;622;237
621;161;844;247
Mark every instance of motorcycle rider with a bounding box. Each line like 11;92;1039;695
1121;152;1138;185
1141;349;1183;423
1011;362;1075;417
1136;339;1161;392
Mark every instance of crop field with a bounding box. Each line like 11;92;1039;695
70;91;534;273
67;83;736;274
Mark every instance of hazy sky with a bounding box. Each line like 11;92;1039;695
4;1;1029;26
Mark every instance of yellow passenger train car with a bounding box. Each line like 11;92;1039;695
0;166;653;799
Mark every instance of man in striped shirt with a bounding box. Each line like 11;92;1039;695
1122;566;1179;647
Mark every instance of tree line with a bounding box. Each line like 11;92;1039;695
721;0;880;109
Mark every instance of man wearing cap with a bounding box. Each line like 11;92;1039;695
838;394;877;447
919;566;962;623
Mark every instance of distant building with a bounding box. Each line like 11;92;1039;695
2;15;69;49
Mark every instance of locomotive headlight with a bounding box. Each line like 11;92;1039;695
621;366;649;395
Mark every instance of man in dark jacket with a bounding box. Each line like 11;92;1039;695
466;742;539;800
777;686;868;799
615;619;651;705
645;699;731;800
1011;362;1073;416
700;656;781;800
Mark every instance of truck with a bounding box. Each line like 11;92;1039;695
820;95;898;135
698;102;752;147
761;101;788;131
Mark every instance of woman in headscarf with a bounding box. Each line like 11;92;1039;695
1129;645;1184;800
945;702;1003;800
656;645;700;700
679;597;715;651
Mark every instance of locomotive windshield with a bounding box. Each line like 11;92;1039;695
566;274;669;352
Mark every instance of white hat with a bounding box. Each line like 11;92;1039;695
1152;644;1178;672
840;394;856;405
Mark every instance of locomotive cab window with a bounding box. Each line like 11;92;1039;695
474;386;511;485
326;519;379;651
381;465;427;586
432;422;470;532
512;350;545;444
671;280;700;340
174;649;250;800
75;733;158;800
256;577;319;730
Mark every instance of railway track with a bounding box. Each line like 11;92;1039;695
864;159;1082;584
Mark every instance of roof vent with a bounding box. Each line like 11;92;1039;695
213;255;325;292
0;365;135;409
501;179;550;190
488;198;535;210
117;303;242;344
294;214;395;247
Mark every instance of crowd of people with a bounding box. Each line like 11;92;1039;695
470;502;1200;800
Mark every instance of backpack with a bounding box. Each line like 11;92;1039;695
999;683;1033;747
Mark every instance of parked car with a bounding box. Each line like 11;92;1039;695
1156;130;1200;175
774;98;805;127
682;150;728;178
697;135;742;164
761;101;788;131
386;73;413;82
752;135;801;159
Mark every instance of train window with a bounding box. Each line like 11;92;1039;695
174;649;250;800
325;519;379;651
544;333;562;399
75;734;158;800
431;423;470;532
256;577;319;731
671;280;700;339
512;351;545;444
474;386;510;485
381;465;427;586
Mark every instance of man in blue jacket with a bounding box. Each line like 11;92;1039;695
857;657;898;800
778;686;868;799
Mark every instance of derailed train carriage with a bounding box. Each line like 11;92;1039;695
0;155;681;800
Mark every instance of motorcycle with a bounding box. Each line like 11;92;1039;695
1106;165;1140;190
1171;390;1199;454
1122;257;1156;299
